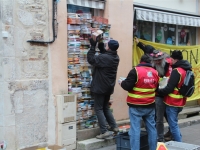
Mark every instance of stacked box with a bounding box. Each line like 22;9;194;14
67;13;111;130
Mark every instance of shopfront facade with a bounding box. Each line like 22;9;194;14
0;0;200;149
133;0;200;46
133;0;200;106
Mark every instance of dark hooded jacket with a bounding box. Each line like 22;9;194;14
137;42;155;54
87;46;119;95
158;60;192;96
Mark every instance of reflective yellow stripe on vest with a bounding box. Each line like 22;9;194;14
168;87;183;99
168;93;184;99
133;87;156;92
128;92;155;98
174;87;179;91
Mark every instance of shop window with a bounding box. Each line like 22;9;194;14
67;4;91;13
155;23;176;45
134;20;153;41
133;20;197;46
178;26;196;46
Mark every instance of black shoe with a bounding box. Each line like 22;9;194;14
164;130;172;141
164;130;171;138
157;139;165;142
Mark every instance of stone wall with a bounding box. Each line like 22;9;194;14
0;0;51;149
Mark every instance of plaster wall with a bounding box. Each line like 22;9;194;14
48;0;68;145
0;0;52;149
134;0;198;14
104;0;133;120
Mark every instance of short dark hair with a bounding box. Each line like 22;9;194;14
140;54;151;63
171;50;183;60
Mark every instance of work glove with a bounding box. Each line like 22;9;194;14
90;38;97;47
98;42;106;53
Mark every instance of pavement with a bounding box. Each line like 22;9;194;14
77;107;200;150
95;120;200;150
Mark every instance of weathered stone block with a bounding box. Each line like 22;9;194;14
0;115;4;127
4;126;16;150
0;127;5;140
17;9;34;26
11;90;24;114
0;58;3;81
14;27;26;58
2;0;13;25
4;82;14;115
5;115;15;126
2;58;16;81
16;106;48;148
0;82;4;115
2;25;15;57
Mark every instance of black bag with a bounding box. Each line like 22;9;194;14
178;70;195;97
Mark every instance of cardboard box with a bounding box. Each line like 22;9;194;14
91;30;103;41
93;16;103;23
103;18;108;24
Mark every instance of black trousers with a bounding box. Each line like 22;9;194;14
94;93;117;133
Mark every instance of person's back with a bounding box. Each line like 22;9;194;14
87;38;120;139
89;50;119;94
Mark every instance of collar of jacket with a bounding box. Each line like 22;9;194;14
137;63;152;67
105;50;118;55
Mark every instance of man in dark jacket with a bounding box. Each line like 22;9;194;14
119;55;159;150
158;50;192;142
87;38;120;139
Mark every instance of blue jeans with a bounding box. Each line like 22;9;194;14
128;107;157;150
166;105;183;142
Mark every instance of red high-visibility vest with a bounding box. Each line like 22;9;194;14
164;67;187;107
127;66;159;105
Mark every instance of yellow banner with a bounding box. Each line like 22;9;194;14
133;39;200;101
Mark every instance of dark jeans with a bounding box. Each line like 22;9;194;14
94;93;117;133
155;96;166;141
